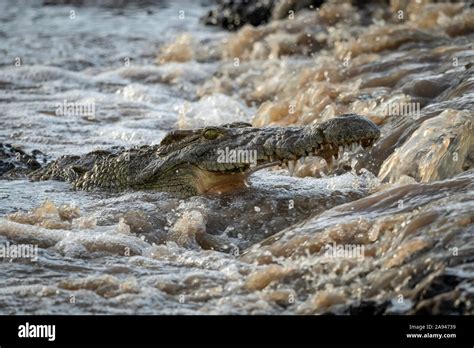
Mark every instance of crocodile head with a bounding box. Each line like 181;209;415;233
136;114;380;196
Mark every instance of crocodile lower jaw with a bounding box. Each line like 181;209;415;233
193;167;248;194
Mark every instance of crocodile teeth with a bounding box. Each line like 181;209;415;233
288;160;295;176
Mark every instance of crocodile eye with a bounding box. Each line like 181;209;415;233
203;129;220;140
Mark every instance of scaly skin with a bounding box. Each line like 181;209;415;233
27;114;380;196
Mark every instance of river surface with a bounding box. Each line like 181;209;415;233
0;0;473;314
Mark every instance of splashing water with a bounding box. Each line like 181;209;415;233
0;0;473;314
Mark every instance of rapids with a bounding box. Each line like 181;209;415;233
0;0;472;314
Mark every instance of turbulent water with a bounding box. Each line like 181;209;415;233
0;0;473;314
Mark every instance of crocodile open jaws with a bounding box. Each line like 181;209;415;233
26;114;380;197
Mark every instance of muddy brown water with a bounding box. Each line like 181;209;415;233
0;0;472;314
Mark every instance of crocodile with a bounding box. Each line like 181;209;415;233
7;114;380;197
